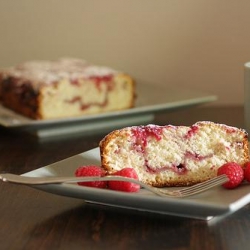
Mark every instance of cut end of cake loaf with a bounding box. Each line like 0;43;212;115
0;58;136;119
100;121;249;187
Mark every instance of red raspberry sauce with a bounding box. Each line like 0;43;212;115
89;75;114;91
184;125;199;139
131;125;163;148
145;161;187;175
70;75;113;90
65;75;114;109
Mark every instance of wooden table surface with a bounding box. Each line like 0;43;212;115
0;105;249;250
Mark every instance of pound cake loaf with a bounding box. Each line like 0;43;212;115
100;121;249;187
0;58;135;119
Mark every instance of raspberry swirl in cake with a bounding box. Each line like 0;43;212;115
0;58;135;119
100;121;249;187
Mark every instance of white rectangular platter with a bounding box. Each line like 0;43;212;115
0;81;216;138
23;147;250;221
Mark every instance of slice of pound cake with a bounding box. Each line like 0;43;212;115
100;121;249;187
0;58;135;119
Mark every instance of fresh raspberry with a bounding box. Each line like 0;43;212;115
108;168;140;192
75;165;107;188
217;162;244;189
244;162;250;182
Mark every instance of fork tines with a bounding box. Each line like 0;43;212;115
179;174;229;196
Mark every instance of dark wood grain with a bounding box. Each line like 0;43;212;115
0;105;249;250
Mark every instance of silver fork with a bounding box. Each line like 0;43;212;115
0;173;229;198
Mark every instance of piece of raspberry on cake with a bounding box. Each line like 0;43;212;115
0;58;135;119
99;121;249;187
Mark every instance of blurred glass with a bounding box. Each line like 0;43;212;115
244;62;250;133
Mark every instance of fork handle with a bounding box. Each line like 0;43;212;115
0;173;170;197
0;173;140;185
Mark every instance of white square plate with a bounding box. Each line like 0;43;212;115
23;147;250;221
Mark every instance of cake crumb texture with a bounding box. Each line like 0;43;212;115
0;58;135;119
100;121;249;187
